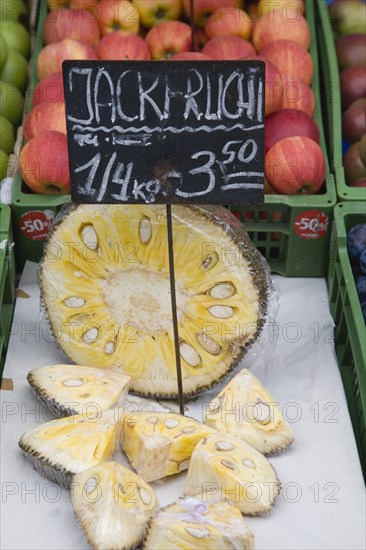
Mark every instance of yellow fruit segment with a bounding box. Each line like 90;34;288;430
204;368;295;454
184;432;280;516
143;494;255;549
18;409;123;487
27;364;130;417
121;411;216;482
72;462;159;550
40;204;269;397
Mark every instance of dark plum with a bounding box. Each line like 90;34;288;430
360;250;366;275
347;224;366;260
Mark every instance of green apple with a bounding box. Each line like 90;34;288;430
0;50;28;92
0;115;15;154
329;0;366;37
0;33;8;71
0;80;24;125
0;0;28;24
0;149;9;180
0;21;30;59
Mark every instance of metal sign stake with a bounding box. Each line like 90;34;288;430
166;204;185;415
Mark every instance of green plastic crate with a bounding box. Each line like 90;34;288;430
0;205;16;375
11;175;68;270
11;0;69;271
315;0;365;201
229;0;337;277
13;0;336;276
328;202;366;481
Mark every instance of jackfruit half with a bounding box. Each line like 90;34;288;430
18;408;123;488
39;204;269;398
184;432;280;516
121;411;216;482
27;364;130;417
143;494;255;549
204;368;294;454
72;462;159;550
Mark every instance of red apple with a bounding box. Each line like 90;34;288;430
340;66;366;110
265;109;320;154
202;34;255;60
253;9;311;51
260;39;313;85
33;72;64;106
171;51;211;60
280;74;315;116
19;131;70;195
97;0;140;35
249;55;282;115
24;101;67;141
205;8;253;40
265;136;326;194
96;32;151;60
194;26;209;51
43;8;100;47
183;0;241;26
342;98;366;144
134;0;182;28
145;20;191;60
37;39;96;80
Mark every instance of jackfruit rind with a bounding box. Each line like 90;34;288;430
39;204;269;397
204;368;295;454
184;432;280;516
18;409;123;488
72;462;159;550
27;364;131;418
121;412;216;482
143;494;255;549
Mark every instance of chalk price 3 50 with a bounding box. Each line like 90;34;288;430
74;138;263;203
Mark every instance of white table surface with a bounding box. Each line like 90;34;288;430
1;262;365;550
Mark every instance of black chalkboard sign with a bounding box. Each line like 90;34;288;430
63;60;265;205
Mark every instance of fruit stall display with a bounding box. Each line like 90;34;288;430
10;0;336;276
0;204;16;373
0;3;365;547
0;0;32;181
328;201;366;479
316;0;366;200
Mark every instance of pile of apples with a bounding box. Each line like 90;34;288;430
329;0;366;188
20;0;326;195
0;0;31;181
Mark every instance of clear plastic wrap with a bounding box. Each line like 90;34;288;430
38;203;279;401
143;494;255;549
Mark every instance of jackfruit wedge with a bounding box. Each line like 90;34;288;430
204;368;294;454
39;204;269;398
18;408;123;488
72;462;159;550
184;432;280;516
121;412;216;482
27;364;131;418
143;495;255;549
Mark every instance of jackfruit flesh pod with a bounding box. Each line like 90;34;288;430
184;432;280;516
18;408;123;488
27;364;131;418
204;368;294;455
143;494;254;550
72;462;159;550
121;411;216;482
39;204;269;398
